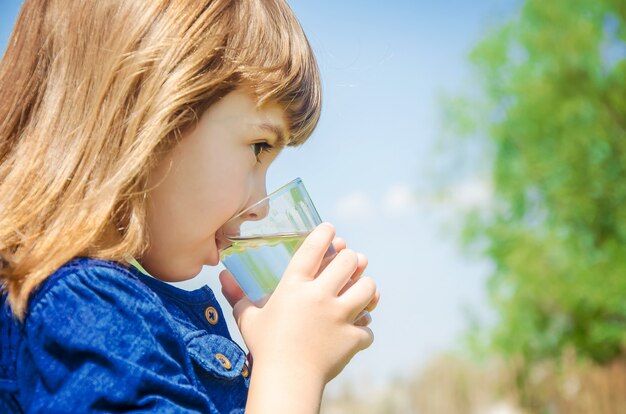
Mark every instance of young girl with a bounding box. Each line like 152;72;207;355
0;0;379;412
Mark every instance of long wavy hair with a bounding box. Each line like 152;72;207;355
0;0;321;319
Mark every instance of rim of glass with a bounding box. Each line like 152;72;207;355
225;177;304;223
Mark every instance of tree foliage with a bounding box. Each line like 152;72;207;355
450;0;626;364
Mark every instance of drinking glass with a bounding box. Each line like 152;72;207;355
218;178;335;303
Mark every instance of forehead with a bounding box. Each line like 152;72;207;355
198;89;289;145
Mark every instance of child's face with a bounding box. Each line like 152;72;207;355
141;88;287;281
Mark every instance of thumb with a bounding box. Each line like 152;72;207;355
219;269;245;308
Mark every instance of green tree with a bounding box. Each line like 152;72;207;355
447;0;626;364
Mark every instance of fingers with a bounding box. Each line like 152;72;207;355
353;326;375;351
331;237;346;252
317;244;338;275
366;289;380;312
232;296;256;331
219;269;245;308
338;272;379;313
338;252;368;296
330;240;366;279
315;248;359;294
219;269;257;330
354;253;368;278
284;223;335;281
339;276;378;321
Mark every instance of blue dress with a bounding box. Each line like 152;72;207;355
0;257;250;413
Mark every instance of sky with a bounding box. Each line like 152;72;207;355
0;0;519;396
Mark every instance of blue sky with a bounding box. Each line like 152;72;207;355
0;0;519;395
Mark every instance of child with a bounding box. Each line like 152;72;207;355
0;0;379;412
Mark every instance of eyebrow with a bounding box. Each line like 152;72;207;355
255;122;289;147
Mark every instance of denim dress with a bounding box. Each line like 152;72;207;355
0;257;250;413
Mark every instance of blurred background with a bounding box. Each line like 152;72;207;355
3;0;626;412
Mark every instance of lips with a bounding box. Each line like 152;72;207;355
205;236;221;266
215;231;231;252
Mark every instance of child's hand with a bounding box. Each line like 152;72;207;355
326;236;379;325
219;223;379;384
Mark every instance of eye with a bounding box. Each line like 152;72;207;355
251;142;273;160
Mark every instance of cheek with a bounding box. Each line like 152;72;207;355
149;138;255;242
200;156;254;230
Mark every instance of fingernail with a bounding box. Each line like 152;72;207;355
354;310;372;326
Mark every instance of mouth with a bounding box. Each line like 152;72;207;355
204;236;221;266
215;227;236;252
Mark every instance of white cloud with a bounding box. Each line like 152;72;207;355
332;191;377;221
447;177;493;210
383;183;417;216
415;177;494;215
330;179;492;223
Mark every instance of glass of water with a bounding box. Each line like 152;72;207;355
217;178;335;303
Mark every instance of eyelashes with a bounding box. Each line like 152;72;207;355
251;142;273;160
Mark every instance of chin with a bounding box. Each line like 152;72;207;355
206;244;221;266
165;259;204;282
161;269;200;283
141;253;203;282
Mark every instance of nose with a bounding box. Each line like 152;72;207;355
220;178;270;241
241;180;269;222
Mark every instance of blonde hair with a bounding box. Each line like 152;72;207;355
0;0;321;319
